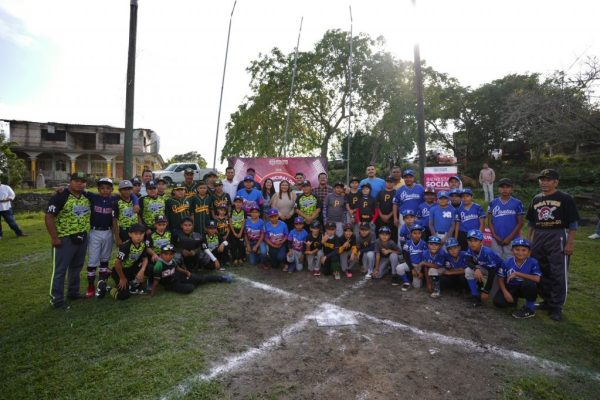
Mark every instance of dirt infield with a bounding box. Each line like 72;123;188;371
160;266;598;400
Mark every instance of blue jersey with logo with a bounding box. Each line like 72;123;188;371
398;223;413;245
236;188;264;213
245;218;265;242
393;184;425;213
497;256;541;285
288;228;308;252
265;220;288;243
444;250;469;270
423;248;446;269
402;239;427;265
417;201;435;228
456;203;485;233
466;246;504;271
487;196;525;240
429;205;457;233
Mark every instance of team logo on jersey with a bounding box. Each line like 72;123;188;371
123;207;134;218
490;205;516;217
442;211;453;218
537;206;557;221
73;204;90;217
48;205;57;213
149;202;164;212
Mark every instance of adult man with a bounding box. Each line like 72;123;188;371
236;167;261;191
45;172;91;309
359;165;386;199
390;166;405;190
292;172;305;197
312;172;333;208
140;169;153;196
222;166;239;201
393;169;424;233
479;163;496;202
204;171;218;194
0;181;26;239
181;168;198;200
526;169;579;322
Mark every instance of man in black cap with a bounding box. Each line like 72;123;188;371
526;169;579;321
236;167;261;191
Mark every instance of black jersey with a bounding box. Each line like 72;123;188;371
526;190;579;230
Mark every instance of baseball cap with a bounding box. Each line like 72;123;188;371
401;209;416;217
402;169;415;177
155;177;167;184
428;236;442;244
538;169;559;180
511;238;531;248
361;182;372;189
378;226;391;234
445;238;460;248
301;180;312;187
437;191;449;199
249;205;260;212
233;195;243;202
325;221;336;229
243;175;254;182
359;222;371;230
498;178;513;187
310;220;321;229
214;179;223;186
154;215;168;224
206;220;217;228
70;171;87;181
461;188;473;196
181;216;194;224
410;224;425;232
334;181;345;188
118;180;133;189
385;175;394;182
131;177;142;186
205;171;217;177
267;209;279;217
246;167;256;173
97;177;113;186
173;184;185;190
160;244;175;253
146;180;157;189
128;223;146;233
424;186;436;194
467;229;484;241
343;223;353;231
449;189;462;196
448;175;461;182
184;168;194;174
350;176;360;183
294;216;305;224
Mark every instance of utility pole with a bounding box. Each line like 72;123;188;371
212;0;237;170
283;16;303;157
123;0;138;179
412;0;426;184
346;6;353;185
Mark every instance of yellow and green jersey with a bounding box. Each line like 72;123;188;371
116;241;147;269
46;189;91;237
139;195;166;227
112;198;138;230
231;209;245;231
145;230;172;255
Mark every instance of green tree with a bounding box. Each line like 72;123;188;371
0;133;26;187
166;151;207;168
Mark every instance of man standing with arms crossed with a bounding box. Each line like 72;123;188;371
526;169;579;322
479;163;495;203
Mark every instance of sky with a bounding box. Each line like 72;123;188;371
1;0;599;170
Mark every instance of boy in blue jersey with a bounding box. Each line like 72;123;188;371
422;236;447;297
429;192;457;245
417;187;436;242
244;206;267;267
487;178;525;259
442;238;469;293
264;209;289;270
287;217;308;272
449;189;462;211
455;188;486;250
465;229;505;307
494;239;541;318
237;176;264;214
398;209;417;246
396;224;426;291
392;169;424;240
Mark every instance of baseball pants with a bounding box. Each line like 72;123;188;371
360;251;375;274
339;250;357;272
287;249;304;272
375;253;399;278
493;280;537;308
532;229;569;311
164;272;230;294
491;237;513;260
306;250;323;271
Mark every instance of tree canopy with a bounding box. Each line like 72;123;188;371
166;151;207;168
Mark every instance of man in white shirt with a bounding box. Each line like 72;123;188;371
222;166;239;201
0;182;26;239
139;169;153;196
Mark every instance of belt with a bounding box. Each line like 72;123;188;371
91;226;111;231
437;231;446;235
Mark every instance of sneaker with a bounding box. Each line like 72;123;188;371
430;291;441;298
334;271;341;280
468;297;482;308
96;280;107;299
512;306;536;319
588;233;600;240
85;286;95;299
52;302;71;310
313;270;321;276
549;309;562;322
365;273;372;280
401;282;411;292
222;274;234;283
391;276;401;286
345;271;353;278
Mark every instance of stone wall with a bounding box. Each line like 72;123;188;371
12;193;52;213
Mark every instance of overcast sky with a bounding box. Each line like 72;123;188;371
1;0;598;169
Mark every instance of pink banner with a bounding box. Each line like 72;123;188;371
424;166;458;192
228;157;327;187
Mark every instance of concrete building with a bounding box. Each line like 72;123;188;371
4;119;164;185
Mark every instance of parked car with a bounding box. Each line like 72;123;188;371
153;163;216;184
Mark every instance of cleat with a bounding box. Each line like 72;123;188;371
85;286;95;299
96;280;107;299
512;306;536;319
401;282;411;292
334;271;341;280
549;309;562;322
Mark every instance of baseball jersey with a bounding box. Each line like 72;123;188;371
356;195;378;223
165;197;191;230
403;239;427;265
288;228;308;252
211;192;231;212
237;188;264;213
466;246;504;270
296;193;321;218
117;240;147;269
398;223;414;245
47;189;91;237
112;198;138;230
429;205;457;233
305;233;323;252
139;195;166;228
214;216;229;237
357;232;376;253
497;256;542;285
152;258;178;284
322;234;342;257
190;194;212;234
393;184;425;214
444;250;469;270
172;230;203;252
456;203;486;233
230;209;245;232
422;248;446;269
417;201;435;228
345;190;361;212
526;190;579;230
377;189;396;216
145;230;172;255
374;238;401;257
265;220;288;244
245;218;265;242
204;233;223;252
359;177;386;198
487;196;525;240
182;181;199;200
323;193;347;223
340;234;358;254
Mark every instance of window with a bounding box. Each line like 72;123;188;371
41;128;66;141
56;160;67;172
105;133;120;145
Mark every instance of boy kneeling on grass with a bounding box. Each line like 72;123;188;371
110;223;149;300
464;229;504;307
422;236;446;298
493;239;541;319
396;224;427;291
372;226;401;280
148;244;232;297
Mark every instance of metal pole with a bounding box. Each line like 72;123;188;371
412;0;426;184
124;0;138;179
212;0;237;170
283;16;303;157
346;6;353;185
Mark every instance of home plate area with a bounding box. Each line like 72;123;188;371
162;268;597;400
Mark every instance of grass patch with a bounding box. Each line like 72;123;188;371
502;373;600;400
